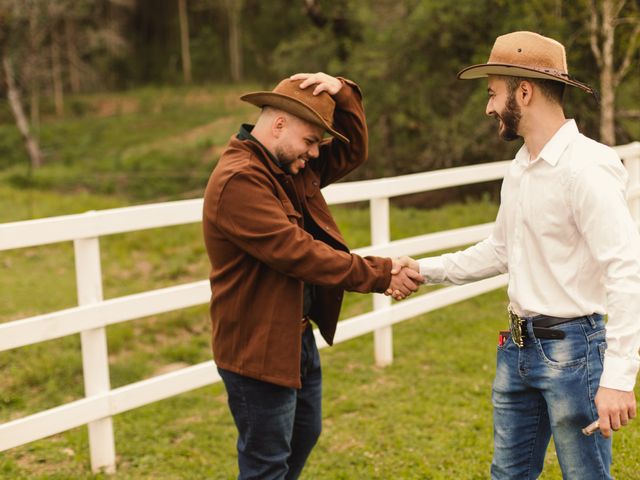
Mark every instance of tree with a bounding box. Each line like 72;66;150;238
2;56;43;169
48;1;65;116
178;0;192;84
0;0;132;169
588;0;640;145
1;0;44;169
223;0;243;82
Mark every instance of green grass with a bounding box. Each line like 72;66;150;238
0;85;258;201
1;189;639;479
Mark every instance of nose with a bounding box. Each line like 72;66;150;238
309;144;320;159
485;98;494;117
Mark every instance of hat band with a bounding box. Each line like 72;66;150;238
488;63;568;78
482;63;597;97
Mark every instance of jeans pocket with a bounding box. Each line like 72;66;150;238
535;324;587;369
598;341;607;365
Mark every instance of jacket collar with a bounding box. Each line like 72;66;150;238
235;124;287;176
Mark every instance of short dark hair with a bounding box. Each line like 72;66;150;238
501;76;565;105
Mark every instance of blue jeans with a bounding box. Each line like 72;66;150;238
218;325;322;480
492;314;612;479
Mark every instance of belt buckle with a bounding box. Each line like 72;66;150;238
508;308;525;348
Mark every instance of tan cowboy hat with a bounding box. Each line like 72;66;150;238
240;78;349;143
457;31;595;95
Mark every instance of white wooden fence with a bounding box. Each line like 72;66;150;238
1;142;639;474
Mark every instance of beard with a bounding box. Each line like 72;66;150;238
495;91;522;141
275;146;305;174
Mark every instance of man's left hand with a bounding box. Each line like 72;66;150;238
595;386;637;438
290;72;343;96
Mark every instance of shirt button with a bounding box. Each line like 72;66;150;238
313;181;318;186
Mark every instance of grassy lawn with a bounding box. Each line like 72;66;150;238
0;85;258;202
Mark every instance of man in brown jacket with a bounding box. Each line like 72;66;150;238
203;72;422;479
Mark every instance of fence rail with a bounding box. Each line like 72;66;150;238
1;142;639;473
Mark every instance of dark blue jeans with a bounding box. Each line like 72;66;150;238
218;325;322;480
492;314;612;479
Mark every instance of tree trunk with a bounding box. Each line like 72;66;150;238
65;19;81;93
3;55;43;169
599;0;616;146
30;77;40;129
29;5;40;127
225;0;243;83
51;24;64;116
178;0;192;84
589;0;640;146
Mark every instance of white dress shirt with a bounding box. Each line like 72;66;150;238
419;120;640;391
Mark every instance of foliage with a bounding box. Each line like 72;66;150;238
340;0;632;177
4;0;636;184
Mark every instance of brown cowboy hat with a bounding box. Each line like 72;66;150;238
457;31;595;95
240;78;349;143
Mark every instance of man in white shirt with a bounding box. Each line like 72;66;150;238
393;31;639;479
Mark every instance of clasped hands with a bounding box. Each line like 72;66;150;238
386;256;423;301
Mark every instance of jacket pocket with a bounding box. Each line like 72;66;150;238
281;200;302;225
305;173;321;199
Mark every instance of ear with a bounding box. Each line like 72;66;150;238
271;115;286;139
519;80;533;106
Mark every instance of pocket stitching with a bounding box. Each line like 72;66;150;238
534;337;587;370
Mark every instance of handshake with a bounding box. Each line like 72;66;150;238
385;256;424;301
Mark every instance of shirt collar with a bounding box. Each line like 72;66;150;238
515;119;580;167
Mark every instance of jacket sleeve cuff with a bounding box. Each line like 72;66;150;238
599;354;639;391
374;256;393;293
333;77;362;108
418;257;446;284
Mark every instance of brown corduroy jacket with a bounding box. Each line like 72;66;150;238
202;79;391;388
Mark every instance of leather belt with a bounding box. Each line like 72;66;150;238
508;308;573;348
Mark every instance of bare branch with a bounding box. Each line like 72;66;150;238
612;0;627;19
619;109;640;118
589;0;603;67
612;17;640;27
614;21;640;85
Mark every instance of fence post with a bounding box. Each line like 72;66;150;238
625;148;640;226
74;235;116;474
370;197;393;367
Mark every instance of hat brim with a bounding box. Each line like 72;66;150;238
240;91;349;143
457;63;594;95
